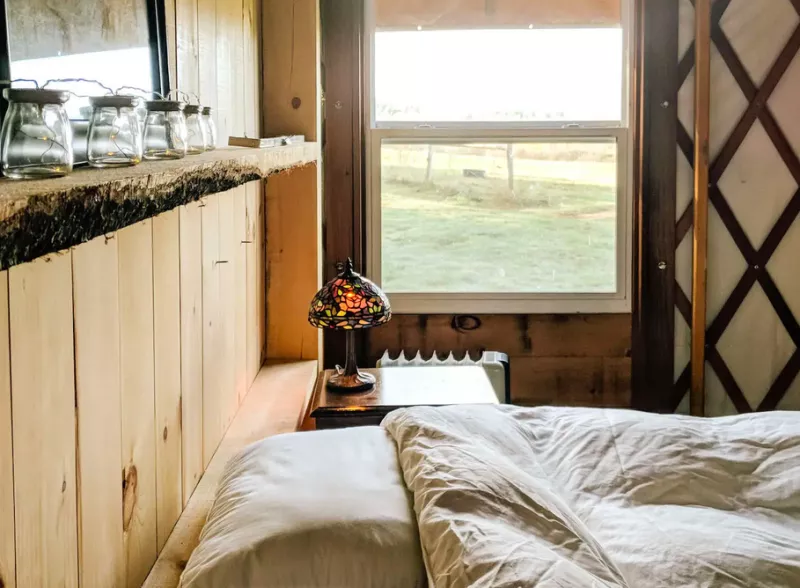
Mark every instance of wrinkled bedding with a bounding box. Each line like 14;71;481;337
382;405;800;588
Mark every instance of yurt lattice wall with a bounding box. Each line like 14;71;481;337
678;0;800;415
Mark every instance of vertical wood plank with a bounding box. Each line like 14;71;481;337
263;0;320;139
246;181;264;385
219;191;238;428
202;194;223;466
0;271;14;588
197;0;218;143
180;202;204;506
118;221;158;588
266;166;320;360
9;254;78;588
242;0;260;136
214;0;233;145
152;211;183;551
72;236;125;588
234;187;248;403
176;0;200;95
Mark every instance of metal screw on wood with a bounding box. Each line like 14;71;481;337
334;100;343;110
658;261;667;270
661;100;670;108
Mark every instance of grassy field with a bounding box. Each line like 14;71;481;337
380;144;618;293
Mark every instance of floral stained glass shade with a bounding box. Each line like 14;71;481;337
308;258;391;330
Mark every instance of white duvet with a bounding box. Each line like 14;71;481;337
382;405;800;588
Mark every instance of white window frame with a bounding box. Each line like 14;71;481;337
364;0;634;315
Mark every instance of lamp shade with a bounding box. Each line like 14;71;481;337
308;258;391;330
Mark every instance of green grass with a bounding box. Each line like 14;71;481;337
380;146;618;293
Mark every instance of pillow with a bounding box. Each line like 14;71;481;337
181;426;426;588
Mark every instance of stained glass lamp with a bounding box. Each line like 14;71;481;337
308;258;391;392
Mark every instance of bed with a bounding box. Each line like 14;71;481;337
181;405;800;587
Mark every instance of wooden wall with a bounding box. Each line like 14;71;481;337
368;315;631;407
169;0;261;143
0;183;266;588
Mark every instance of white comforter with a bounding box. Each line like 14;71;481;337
382;405;800;588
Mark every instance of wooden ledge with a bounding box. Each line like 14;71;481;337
142;360;318;588
0;144;318;269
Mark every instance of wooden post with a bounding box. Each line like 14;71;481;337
263;0;323;362
690;0;711;417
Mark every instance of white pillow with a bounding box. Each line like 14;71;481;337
181;426;426;588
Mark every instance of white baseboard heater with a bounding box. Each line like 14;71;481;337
376;350;510;404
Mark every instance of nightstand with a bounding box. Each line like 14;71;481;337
310;365;499;429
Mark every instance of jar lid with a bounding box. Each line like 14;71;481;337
145;100;185;112
202;106;212;115
184;104;201;115
89;95;140;108
3;88;70;105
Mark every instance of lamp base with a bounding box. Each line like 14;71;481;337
327;368;376;393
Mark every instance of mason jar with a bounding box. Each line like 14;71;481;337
184;105;208;155
201;106;217;150
87;95;143;167
143;100;187;160
0;88;73;179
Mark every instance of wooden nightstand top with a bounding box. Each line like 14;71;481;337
310;366;499;420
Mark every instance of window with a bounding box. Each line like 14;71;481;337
365;0;633;313
2;0;168;119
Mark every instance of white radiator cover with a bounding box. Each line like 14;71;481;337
376;351;508;404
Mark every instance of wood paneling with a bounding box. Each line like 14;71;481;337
0;271;14;588
72;236;125;588
368;314;631;405
263;0;320;139
179;202;204;505
175;0;259;146
118;221;158;588
266;165;321;360
9;254;78;588
153;211;183;551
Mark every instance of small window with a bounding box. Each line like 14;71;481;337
366;0;633;314
4;0;167;119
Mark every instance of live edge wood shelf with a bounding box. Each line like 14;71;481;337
0;144;318;269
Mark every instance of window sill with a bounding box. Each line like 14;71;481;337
0;144;319;269
386;293;632;315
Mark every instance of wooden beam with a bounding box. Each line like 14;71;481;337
631;0;678;411
262;0;322;361
320;0;366;369
690;0;712;417
142;360;318;588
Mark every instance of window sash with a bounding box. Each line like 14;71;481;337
366;128;632;314
366;0;633;130
363;0;634;314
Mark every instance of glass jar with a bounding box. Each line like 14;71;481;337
184;105;208;155
0;88;73;179
201;106;217;151
143;100;187;160
87;96;143;167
